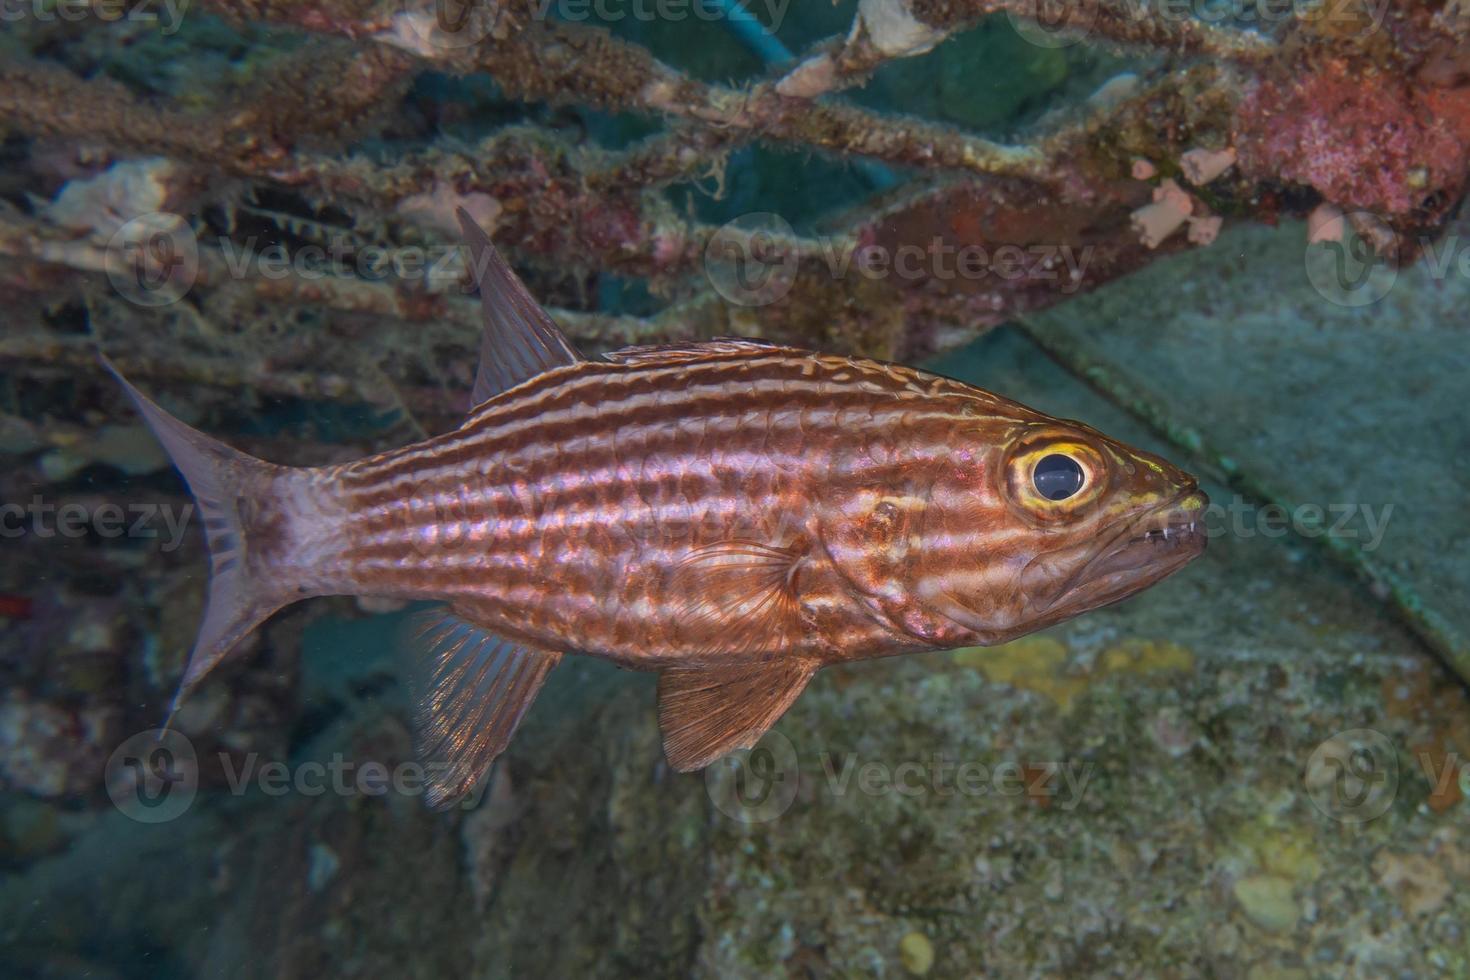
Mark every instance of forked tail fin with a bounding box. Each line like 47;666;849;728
100;356;304;724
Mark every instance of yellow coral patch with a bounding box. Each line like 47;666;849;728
1233;818;1324;884
954;635;1195;713
1100;638;1194;674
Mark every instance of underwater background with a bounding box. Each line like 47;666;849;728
2;0;1470;976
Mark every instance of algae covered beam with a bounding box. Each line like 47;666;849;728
0;42;416;170
198;0;1053;184
1017;316;1470;691
777;0;1275;99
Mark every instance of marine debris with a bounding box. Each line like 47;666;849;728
1;0;1467;424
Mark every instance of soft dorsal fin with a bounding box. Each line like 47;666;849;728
456;207;584;407
409;607;563;808
603;338;796;367
657;658;818;771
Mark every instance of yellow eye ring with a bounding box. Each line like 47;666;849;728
1006;440;1105;517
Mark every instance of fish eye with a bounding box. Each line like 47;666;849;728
1033;454;1085;501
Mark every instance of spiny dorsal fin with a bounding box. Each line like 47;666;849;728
603;338;796;367
456;208;584;407
410;608;562;808
657;658;818;772
672;540;806;658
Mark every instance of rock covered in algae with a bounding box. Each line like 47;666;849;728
1233;875;1300;933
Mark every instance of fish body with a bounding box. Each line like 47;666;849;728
106;211;1206;806
317;346;1198;665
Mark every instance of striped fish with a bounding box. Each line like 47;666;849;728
106;210;1207;807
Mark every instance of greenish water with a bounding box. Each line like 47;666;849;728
3;3;1469;978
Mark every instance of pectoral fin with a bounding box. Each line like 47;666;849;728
410;608;562;808
672;540;806;657
657;658;818;772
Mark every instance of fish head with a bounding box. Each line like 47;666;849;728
905;413;1208;644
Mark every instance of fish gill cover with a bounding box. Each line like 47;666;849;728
1;1;1470;978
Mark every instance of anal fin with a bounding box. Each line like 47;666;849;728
657;658;818;772
410;608;562;808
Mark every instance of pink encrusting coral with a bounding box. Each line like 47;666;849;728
1233;59;1470;219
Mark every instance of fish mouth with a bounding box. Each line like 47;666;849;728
1027;490;1209;615
1083;490;1208;583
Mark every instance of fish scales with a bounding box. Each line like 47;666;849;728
321;352;973;666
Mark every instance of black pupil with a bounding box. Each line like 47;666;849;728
1034;454;1084;501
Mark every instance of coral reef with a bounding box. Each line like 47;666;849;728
1235;57;1470;222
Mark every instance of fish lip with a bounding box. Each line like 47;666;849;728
1085;489;1208;573
1029;488;1208;612
1127;488;1208;547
